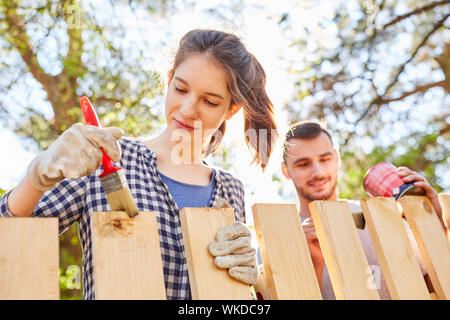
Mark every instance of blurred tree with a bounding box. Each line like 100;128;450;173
280;0;450;197
0;0;180;300
0;0;178;150
0;0;248;300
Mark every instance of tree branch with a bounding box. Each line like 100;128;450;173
2;2;53;88
95;96;124;105
2;1;86;134
383;0;450;29
378;80;446;104
384;13;449;97
355;12;450;125
62;0;85;85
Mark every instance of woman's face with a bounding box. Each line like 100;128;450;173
165;53;235;154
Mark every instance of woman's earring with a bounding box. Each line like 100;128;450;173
226;105;239;120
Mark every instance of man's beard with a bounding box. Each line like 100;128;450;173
296;177;337;202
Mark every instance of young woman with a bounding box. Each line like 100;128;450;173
0;29;278;299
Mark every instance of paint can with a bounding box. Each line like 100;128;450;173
363;161;417;200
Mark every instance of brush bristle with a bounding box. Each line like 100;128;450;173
105;188;139;217
100;170;139;218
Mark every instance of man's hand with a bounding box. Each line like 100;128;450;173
253;264;271;300
397;166;445;228
302;217;324;287
208;222;258;285
26;123;124;191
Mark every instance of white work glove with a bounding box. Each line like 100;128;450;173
26;123;124;191
208;222;258;285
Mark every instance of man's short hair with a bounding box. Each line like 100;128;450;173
282;120;333;162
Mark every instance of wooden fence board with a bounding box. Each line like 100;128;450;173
0;217;59;299
179;207;253;300
361;197;430;300
438;193;450;242
252;203;322;299
91;211;166;299
398;196;450;300
309;200;380;300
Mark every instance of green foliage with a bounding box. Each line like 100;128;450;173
59;223;83;300
282;0;450;196
0;0;171;150
338;127;448;199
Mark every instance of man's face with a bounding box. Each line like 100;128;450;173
281;132;339;202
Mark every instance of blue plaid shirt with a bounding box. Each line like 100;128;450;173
0;137;246;300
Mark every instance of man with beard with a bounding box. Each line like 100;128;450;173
276;120;447;299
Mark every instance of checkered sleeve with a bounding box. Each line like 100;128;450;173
31;177;88;234
217;170;246;223
234;179;246;223
0;190;15;217
0;177;87;234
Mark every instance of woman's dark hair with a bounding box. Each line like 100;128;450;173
170;29;278;169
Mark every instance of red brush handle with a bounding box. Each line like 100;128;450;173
80;96;121;177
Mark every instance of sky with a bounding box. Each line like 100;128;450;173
0;0;448;224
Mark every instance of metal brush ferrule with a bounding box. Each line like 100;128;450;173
100;170;128;193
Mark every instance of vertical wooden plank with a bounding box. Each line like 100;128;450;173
309;200;380;300
91;211;166;299
179;207;253;300
0;218;59;299
438;193;450;242
438;193;450;226
361;197;431;300
252;203;322;299
398;196;450;300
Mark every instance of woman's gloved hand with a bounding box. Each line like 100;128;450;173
26;123;123;191
208;222;258;285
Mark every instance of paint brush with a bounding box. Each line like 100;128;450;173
80;96;139;218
